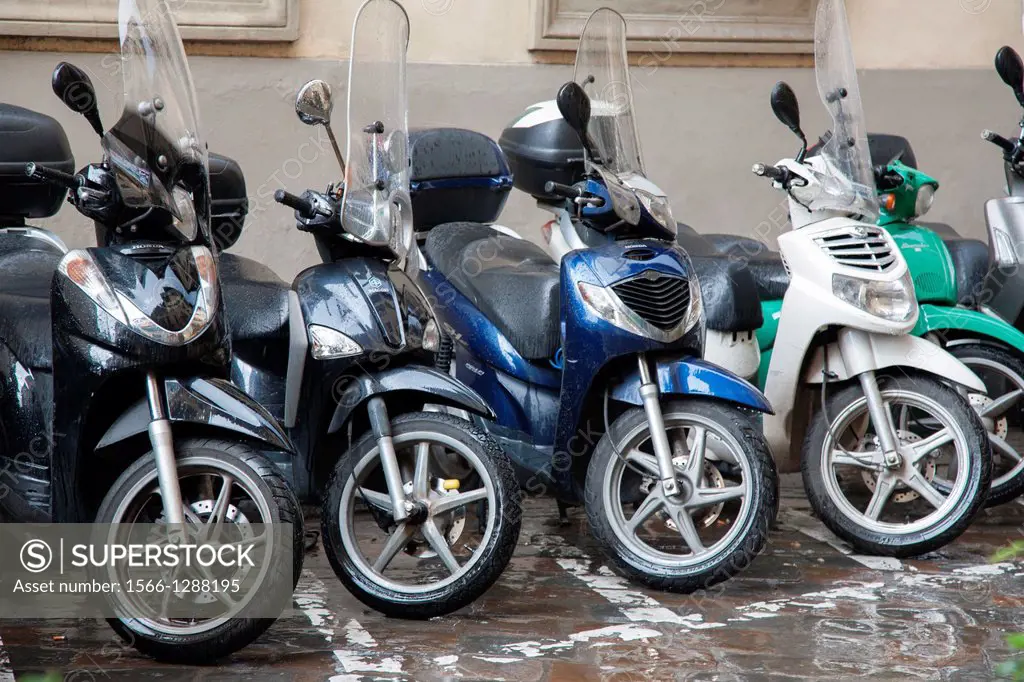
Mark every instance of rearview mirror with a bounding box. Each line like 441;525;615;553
770;81;802;136
770;81;808;161
295;79;334;126
294;79;345;174
556;81;594;156
52;62;103;137
996;46;1024;106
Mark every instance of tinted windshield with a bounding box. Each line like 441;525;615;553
340;0;413;262
102;0;209;241
813;0;878;219
573;7;644;177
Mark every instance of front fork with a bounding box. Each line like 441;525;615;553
367;396;412;523
858;370;902;468
146;372;186;527
637;354;681;496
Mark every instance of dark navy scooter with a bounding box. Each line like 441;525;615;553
408;8;778;592
218;0;520;619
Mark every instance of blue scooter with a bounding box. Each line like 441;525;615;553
406;8;778;592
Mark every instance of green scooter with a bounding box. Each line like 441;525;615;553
699;132;1024;507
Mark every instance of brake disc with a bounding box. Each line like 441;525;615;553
403;480;466;559
860;430;935;504
969;392;1009;440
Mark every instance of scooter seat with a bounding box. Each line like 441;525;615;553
944;238;991;306
424;222;561;360
0;248;61;370
218;253;291;342
676;226;763;331
702;234;790;301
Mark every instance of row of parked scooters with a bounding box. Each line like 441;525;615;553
1;0;1021;664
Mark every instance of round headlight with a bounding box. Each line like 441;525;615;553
914;184;936;218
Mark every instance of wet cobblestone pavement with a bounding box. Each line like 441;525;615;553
3;476;1024;681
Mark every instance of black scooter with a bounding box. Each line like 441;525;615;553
216;69;521;617
0;8;302;663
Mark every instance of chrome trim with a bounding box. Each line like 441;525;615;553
0;226;69;253
584;274;697;344
284;290;306;429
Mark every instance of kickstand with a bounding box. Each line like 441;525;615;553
556;500;572;526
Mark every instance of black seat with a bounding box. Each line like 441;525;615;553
676;224;763;331
424;222;560;360
0;247;61;370
944;238;992;306
701;234;790;301
218;253;290;342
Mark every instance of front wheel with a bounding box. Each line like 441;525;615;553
96;439;304;664
803;373;990;557
321;412;521;619
585;400;779;592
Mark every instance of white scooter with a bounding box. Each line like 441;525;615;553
728;0;991;556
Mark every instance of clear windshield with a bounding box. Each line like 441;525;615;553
813;0;878;219
572;8;644;177
102;0;209;241
340;0;413;262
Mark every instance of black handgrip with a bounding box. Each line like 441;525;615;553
25;163;79;189
983;130;1015;153
544;180;582;199
274;189;314;217
752;163;788;183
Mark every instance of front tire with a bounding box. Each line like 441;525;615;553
97;439;303;664
585;400;778;593
803;373;990;557
321;412;520;619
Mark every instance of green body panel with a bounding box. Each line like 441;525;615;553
756;299;783;351
886;222;958;304
912;303;1024;349
878;160;938;225
757;348;772;391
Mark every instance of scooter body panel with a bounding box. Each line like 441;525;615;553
886;222;958;304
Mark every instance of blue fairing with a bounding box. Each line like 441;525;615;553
611;357;774;414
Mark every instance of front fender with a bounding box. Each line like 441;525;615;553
327;365;496;434
913;303;1024;351
97;377;295;453
803;331;986;393
611;357;774;414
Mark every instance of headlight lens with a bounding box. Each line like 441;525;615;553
914;184;936;218
578;281;648;336
171;186;198;241
833;271;916;322
635;189;676;233
684;276;703;332
309;324;363;360
58;250;129;326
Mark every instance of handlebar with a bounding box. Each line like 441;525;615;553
274;189;316;218
25;163;80;190
983;129;1015;154
544;180;583;199
752;163;789;183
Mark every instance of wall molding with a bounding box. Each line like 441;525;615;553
0;0;298;42
531;0;816;55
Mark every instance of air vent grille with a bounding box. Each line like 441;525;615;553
612;272;690;331
815;226;897;272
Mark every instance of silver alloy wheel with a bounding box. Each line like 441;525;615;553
337;430;497;595
104;456;275;636
958;355;1024;488
820;388;971;535
601;411;754;567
